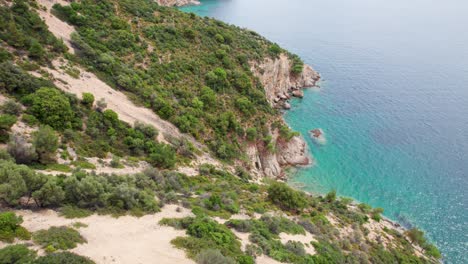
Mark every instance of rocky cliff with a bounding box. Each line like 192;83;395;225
156;0;200;7
247;54;320;178
251;53;320;109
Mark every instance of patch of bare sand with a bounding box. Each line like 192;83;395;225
16;204;195;264
0;93;8;104
37;0;75;53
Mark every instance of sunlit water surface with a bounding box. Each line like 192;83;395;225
181;1;468;262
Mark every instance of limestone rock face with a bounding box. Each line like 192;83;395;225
250;53;320;108
156;0;200;7
245;129;311;179
277;136;310;167
246;53;319;179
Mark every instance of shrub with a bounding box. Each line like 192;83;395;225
148;143;176;169
371;207;384;222
325;190;337;202
1;100;22;116
21;114;39;126
59;206;93;219
33;126;59;164
0;114;16;143
267;182;307;212
81;92;94;108
34;252;95;264
33;226;86;250
7;134;38;164
0;149;13;162
269;43;282;57
195;249;235;264
134;121;158;139
31;178;65;207
0;245;36;264
423;244;441;259
23;87;74;130
284;241;306;256
0;212;31;242
110;155;122;168
246;127;257;141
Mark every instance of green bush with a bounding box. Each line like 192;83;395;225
33;226;86;250
1;100;22;116
267;182;308;212
7;134;38;164
0;114;16;143
0;212;31;242
59;206;93;219
195;249;235;264
0;244;36;264
33;126;59;164
21;114;39;126
34;252;95;264
81;93;94;108
23;87;74;130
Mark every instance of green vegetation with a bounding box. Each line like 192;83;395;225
33;126;59;164
0;244;37;264
33;226;86;251
267;182;308;212
0;245;95;264
0;114;16;142
0;61;181;168
49;0;302;162
0;0;67;64
196;249;236;264
34;252;95;264
59;206;93;219
161;216;254;264
1;99;22;116
23;88;75;130
406;228;441;259
0;0;439;263
0;212;31;243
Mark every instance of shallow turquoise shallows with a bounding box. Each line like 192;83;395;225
180;0;468;262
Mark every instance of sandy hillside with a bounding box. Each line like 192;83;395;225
37;0;75;53
35;0;223;170
16;205;195;264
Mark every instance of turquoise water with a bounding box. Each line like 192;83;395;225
181;0;468;262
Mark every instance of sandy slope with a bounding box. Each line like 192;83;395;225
15;205;195;264
35;0;223;170
37;0;75;53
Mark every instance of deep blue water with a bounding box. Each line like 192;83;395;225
181;0;468;262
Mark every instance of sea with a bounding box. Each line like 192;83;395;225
180;0;468;262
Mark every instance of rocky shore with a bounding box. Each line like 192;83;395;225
156;0;200;7
248;54;320;178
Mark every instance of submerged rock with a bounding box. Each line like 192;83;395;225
309;128;326;145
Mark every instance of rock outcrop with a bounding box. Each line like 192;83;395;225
248;53;319;178
251;53;320;109
156;0;200;7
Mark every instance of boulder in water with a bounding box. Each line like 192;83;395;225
309;128;326;144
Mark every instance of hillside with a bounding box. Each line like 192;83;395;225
0;0;440;263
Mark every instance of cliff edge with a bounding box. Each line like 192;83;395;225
248;54;320;178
